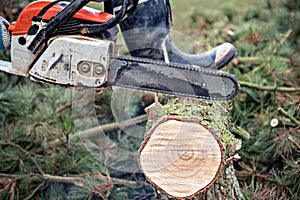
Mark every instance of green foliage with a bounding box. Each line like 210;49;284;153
0;83;153;199
275;0;300;51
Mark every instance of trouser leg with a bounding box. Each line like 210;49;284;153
113;0;171;60
113;0;237;69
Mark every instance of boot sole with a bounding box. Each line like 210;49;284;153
213;47;237;70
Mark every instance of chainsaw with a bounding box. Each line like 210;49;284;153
0;0;239;101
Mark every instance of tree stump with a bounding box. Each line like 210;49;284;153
138;116;224;198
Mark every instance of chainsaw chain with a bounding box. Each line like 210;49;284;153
110;55;239;101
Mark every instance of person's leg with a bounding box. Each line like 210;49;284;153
113;0;170;61
113;0;237;69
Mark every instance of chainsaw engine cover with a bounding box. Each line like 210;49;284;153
29;35;115;87
8;0;113;35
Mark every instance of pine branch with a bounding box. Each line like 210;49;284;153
273;29;292;55
277;107;300;126
237;57;263;64
46;114;147;147
239;81;300;92
0;141;45;175
71;114;147;140
0;173;149;188
24;182;46;200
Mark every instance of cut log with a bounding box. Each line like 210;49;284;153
138;116;224;199
139;98;244;199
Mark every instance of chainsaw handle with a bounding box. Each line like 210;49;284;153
28;0;92;54
77;0;139;35
28;0;133;54
78;0;130;35
34;0;63;21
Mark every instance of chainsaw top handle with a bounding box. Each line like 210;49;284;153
27;0;138;54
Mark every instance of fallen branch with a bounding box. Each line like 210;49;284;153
229;125;251;140
237;57;263;64
277;107;300;126
239;81;300;92
236;30;292;67
71;114;147;140
0;173;148;189
273;29;292;55
47;114;148;147
0;173;82;184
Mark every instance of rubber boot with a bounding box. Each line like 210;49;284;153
113;0;237;69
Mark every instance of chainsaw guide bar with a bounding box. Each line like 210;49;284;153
107;56;239;101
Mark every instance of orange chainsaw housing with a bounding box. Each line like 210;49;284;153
8;0;114;35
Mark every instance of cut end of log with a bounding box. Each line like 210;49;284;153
138;116;224;198
270;118;280;128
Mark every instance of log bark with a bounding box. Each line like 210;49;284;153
139;98;244;200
